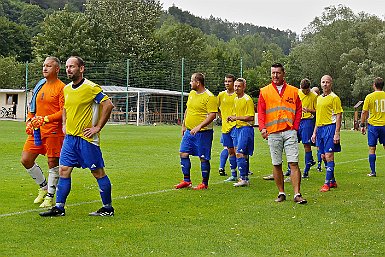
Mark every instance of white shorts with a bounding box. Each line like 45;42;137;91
267;130;299;165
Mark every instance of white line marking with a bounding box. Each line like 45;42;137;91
2;154;383;218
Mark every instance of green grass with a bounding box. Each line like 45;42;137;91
0;120;384;256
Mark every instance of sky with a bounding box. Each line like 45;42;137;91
160;0;385;34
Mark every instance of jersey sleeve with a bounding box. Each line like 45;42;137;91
246;98;255;117
333;96;344;114
93;85;109;104
362;95;370;111
207;94;218;113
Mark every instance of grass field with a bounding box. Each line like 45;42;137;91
1;120;385;256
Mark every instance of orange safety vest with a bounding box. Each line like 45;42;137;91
260;83;299;133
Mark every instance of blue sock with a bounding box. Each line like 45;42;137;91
304;151;312;174
219;149;228;169
237;157;248;180
97;175;112;207
369;154;376;174
55;177;71;209
180;157;191;182
201;160;210;186
229;155;237;177
317;151;322;168
325;161;335;184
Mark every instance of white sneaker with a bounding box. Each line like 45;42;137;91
233;179;250;187
284;177;291;183
39;196;55;208
34;188;48;204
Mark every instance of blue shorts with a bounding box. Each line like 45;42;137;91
316;124;341;154
368;124;385;147
298;118;315;145
221;127;237;148
235;126;254;156
180;130;213;160
60;135;105;170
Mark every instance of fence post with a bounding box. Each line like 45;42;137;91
180;57;184;124
24;61;28;122
125;59;130;124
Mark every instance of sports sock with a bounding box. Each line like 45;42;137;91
26;163;47;188
201;160;210;186
180;157;191;182
47;166;59;197
229;155;237;177
55;177;71;208
317;151;322;168
219;148;228;169
97;175;112;207
369;154;376;174
303;151;312;174
325;161;335;184
237;157;248;180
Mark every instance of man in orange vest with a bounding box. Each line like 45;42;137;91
258;63;307;204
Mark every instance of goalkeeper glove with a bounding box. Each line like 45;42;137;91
25;121;33;135
31;116;48;128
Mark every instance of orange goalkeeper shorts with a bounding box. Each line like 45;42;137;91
23;135;64;157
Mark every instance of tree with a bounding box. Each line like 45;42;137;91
0;56;24;89
0;16;31;61
32;8;99;62
84;0;162;60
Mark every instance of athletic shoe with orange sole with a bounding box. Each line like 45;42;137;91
174;181;192;189
329;181;338;188
193;183;208;190
320;184;330;192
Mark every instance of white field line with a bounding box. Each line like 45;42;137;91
1;154;383;218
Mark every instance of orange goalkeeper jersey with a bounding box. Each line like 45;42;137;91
28;78;65;138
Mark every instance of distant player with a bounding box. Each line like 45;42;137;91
217;74;238;181
227;78;255;186
298;79;317;178
175;73;217;190
312;86;325;172
311;75;343;192
360;77;385;177
40;56;114;217
21;56;65;208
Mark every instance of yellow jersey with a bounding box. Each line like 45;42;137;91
363;91;385;126
315;92;343;126
234;94;255;128
217;90;236;133
64;78;109;145
298;89;317;119
185;89;218;131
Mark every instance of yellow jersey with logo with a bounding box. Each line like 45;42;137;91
217;90;236;133
234;94;255;128
64;79;109;145
298;90;317;119
185;89;218;131
315;92;343;126
363;91;385;126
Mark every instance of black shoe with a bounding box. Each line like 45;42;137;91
309;160;316;167
248;171;254;175
302;173;309;178
218;168;227;176
275;193;286;202
294;194;307;204
39;206;65;217
89;207;114;216
316;166;322;172
284;169;291;176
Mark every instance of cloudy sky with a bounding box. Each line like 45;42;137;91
160;0;385;34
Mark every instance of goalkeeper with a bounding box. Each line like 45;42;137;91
21;56;65;208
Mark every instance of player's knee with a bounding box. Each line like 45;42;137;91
91;168;106;179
